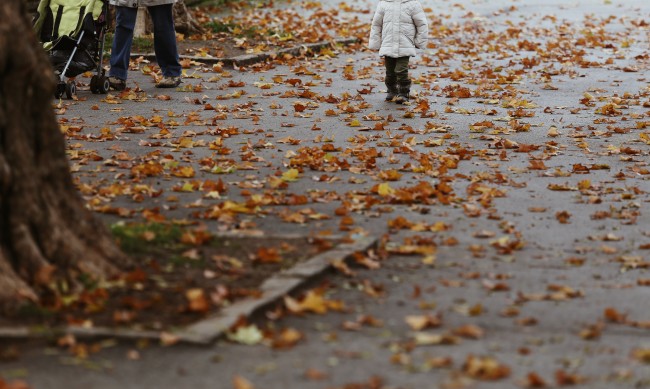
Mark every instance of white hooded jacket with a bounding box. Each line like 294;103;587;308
368;0;429;58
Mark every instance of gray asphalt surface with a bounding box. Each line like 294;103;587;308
2;0;649;388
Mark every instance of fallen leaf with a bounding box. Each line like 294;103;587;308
232;375;254;389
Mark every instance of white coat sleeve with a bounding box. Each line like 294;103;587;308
412;2;429;50
368;6;384;50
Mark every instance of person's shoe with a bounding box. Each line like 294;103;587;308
156;76;182;88
108;76;126;91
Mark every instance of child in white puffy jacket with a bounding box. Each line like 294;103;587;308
368;0;429;103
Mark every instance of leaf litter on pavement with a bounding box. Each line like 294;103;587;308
5;0;650;388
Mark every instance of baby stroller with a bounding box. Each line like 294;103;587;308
33;0;110;98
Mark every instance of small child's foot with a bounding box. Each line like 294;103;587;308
395;81;411;104
394;95;409;104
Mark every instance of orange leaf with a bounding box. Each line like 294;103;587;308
232;375;254;389
185;288;210;313
463;355;511;380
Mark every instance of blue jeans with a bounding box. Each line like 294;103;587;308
109;5;181;80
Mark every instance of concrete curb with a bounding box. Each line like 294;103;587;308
0;235;377;345
131;37;359;67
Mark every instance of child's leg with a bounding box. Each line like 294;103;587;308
384;57;398;101
395;56;411;103
394;56;410;85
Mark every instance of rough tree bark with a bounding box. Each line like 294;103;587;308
0;0;127;312
145;1;205;36
172;0;205;36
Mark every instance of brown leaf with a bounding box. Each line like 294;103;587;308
631;348;650;364
0;379;31;389
185;288;210;313
603;307;627;323
554;370;586;385
405;314;442;331
425;356;453;368
555;210;572;224
271;328;304;349
304;368;328;381
522;372;548;387
463;355;511;380
453;324;485;339
232;375;254;389
253;247;282;263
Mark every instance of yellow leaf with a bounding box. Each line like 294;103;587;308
640;133;650;145
227;325;264;345
284;290;343;315
172;166;195;178
282;169;300;182
377;183;395;196
177;137;195;148
348;119;362;127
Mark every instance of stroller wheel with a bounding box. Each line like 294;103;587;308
98;76;110;94
90;75;99;94
54;82;66;99
65;81;76;99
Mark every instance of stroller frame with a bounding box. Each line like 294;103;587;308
34;0;111;98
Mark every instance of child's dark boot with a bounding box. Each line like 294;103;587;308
385;78;398;101
395;80;411;104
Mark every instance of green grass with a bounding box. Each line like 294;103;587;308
111;222;183;253
132;36;154;52
205;20;266;38
15;303;55;320
104;33;154;54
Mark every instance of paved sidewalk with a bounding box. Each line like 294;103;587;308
2;0;650;388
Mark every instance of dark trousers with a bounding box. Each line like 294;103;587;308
109;5;181;80
384;56;410;85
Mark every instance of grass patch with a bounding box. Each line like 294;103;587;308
104;33;154;54
1;222;337;331
111;222;183;253
205;21;265;38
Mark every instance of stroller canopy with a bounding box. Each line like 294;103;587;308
34;0;104;51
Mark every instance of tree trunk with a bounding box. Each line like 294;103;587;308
146;1;205;36
172;0;205;36
0;0;127;312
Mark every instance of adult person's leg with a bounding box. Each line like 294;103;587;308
108;6;138;90
148;4;182;88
